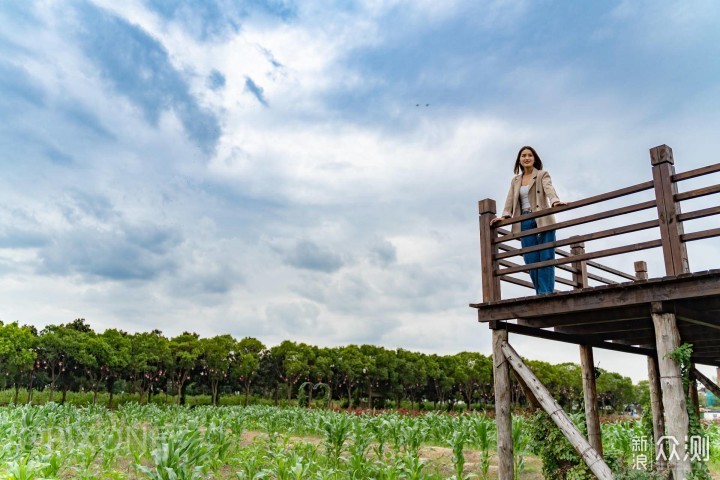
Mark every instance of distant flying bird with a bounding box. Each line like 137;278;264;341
415;104;430;107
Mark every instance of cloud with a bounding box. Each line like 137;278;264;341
208;69;226;90
244;76;269;106
73;2;221;153
38;224;182;281
0;60;45;109
283;240;344;273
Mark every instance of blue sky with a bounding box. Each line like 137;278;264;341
1;0;719;381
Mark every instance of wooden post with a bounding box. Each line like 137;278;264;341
651;303;691;479
636;260;666;468
493;327;514;480
482;199;512;478
650;145;690;275
634;260;648;281
647;356;667;470
479;199;501;303
580;345;602;457
572;240;602;456
689;363;700;420
570;240;589;289
500;341;613;480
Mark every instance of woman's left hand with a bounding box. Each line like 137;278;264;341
552;200;567;207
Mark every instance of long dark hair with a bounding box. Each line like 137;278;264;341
513;146;543;174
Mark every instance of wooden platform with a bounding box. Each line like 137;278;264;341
471;270;720;366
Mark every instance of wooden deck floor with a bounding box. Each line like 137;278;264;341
470;270;720;367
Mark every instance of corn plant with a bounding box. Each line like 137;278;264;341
472;415;493;479
137;429;209;480
447;427;470;480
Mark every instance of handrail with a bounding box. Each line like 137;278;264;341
493;180;654;228
497;230;630;284
674;183;720;202
678;206;720;222
493;200;656;243
496;240;663;277
681;228;720;243
494;220;659;260
671;162;720;182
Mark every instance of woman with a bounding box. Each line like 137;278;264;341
490;146;566;294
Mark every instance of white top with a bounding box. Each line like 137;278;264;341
519;185;531;210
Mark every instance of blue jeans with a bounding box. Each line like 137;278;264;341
520;215;556;294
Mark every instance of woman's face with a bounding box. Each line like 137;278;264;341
519;149;535;170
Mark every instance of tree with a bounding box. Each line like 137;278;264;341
128;330;171;403
98;329;131;407
270;341;313;402
199;335;236;406
454;352;491;406
169;332;202;404
37;324;91;402
334;345;365;408
426;354;456;408
232;337;265;406
0;321;38;404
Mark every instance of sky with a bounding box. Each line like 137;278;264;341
1;0;719;383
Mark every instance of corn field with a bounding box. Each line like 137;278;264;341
0;403;718;479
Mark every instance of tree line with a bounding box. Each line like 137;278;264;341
0;319;637;412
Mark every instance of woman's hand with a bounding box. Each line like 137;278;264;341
490;216;507;226
552;201;567;207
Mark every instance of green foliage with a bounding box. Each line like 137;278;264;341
526;410;593;479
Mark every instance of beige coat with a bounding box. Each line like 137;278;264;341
501;169;560;233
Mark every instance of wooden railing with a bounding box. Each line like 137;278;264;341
479;144;720;303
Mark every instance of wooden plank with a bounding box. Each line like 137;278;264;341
585;261;636;282
472;271;720;321
496;240;662;276
498;322;657;356
500;342;613;480
651;311;691;479
650;145;690;275
518;305;649;328
681;227;720;243
493;329;513;480
494;200;657;243
492;180;654;229
580;345;603;457
647;356;667;470
675;183;720;202
557;319;653;336
677;205;720;222
672;162;720;182
494;220;658;260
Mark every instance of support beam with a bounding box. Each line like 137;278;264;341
647;356;666;471
691;367;720;400
493;329;513;480
580;345;602;457
500;341;613;480
652;310;690;479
